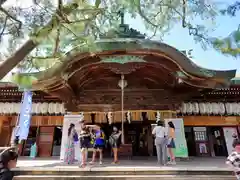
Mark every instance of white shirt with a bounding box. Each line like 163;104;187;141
152;126;166;138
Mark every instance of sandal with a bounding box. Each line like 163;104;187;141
79;163;86;168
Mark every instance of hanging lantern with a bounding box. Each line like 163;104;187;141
156;111;161;122
127;111;131;124
219;102;225;115
107;112;112;125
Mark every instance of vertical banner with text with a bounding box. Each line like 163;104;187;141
223;127;237;155
15;91;33;140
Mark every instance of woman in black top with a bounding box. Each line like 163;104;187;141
79;122;91;167
109;126;122;164
0;149;18;180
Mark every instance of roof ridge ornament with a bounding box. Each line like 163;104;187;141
100;9;146;39
118;9;125;25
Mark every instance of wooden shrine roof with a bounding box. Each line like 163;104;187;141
7;31;236;111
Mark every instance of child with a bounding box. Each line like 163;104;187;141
226;139;240;180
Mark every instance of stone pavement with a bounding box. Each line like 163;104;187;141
14;157;236;180
16;157;230;171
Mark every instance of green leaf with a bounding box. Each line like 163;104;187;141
31;56;61;69
11;74;38;89
95;0;101;8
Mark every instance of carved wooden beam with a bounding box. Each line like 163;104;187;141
72;103;179;112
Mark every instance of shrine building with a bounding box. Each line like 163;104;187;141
0;20;239;158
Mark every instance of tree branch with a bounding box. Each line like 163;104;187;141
53;27;60;56
182;0;186;27
0;3;80;80
0;0;7;6
135;0;158;28
0;7;22;36
0;17;7;41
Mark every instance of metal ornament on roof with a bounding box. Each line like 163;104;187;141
100;9;146;40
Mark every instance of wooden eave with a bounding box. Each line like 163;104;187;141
0;86;60;102
4;39;237;111
14;39;235;90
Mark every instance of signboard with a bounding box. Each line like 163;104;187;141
165;118;188;158
60;115;83;160
223;127;237;155
15;91;33;140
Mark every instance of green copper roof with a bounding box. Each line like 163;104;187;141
100;55;146;64
8;39;236;90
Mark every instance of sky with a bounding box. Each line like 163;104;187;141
126;0;240;74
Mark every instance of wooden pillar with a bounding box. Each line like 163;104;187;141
147;125;153;156
0;117;3;144
0;116;13;147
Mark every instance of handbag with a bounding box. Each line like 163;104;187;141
167;138;172;147
73;132;79;142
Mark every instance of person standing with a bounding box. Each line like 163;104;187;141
79;123;91;167
0;149;18;180
30;141;37;158
167;121;176;165
152;121;167;165
64;123;77;164
226;139;240;180
89;125;105;165
109;126;122;164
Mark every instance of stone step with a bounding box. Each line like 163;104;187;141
13;169;233;176
14;175;235;180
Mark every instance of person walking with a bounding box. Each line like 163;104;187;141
109;126;122;164
89;125;105;165
64;123;77;164
0;149;18;180
152;121;167;166
167;121;176;165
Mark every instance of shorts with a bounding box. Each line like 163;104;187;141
80;138;90;149
167;138;176;148
111;142;120;148
93;144;105;150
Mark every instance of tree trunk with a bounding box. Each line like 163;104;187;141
0;40;37;79
0;3;98;80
